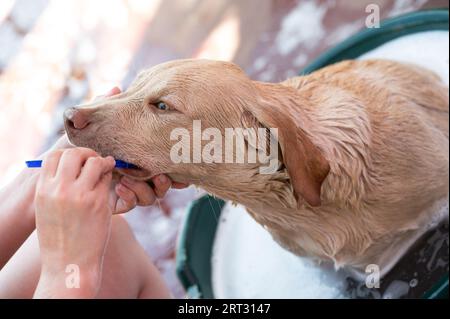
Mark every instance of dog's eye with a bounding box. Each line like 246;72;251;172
156;101;169;111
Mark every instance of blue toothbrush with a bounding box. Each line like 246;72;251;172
25;159;138;169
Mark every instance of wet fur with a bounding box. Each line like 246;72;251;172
65;59;449;276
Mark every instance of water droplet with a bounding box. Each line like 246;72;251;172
409;279;418;288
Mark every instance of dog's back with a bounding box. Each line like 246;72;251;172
279;59;448;274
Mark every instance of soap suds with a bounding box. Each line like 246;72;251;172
359;31;449;85
382;280;410;299
212;203;349;299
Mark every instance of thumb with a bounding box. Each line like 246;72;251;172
93;87;121;102
115;198;134;215
113;183;138;214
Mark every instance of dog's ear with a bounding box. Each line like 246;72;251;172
242;90;330;207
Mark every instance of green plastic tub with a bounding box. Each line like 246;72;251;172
176;9;449;299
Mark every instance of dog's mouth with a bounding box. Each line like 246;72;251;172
115;161;153;180
65;134;155;180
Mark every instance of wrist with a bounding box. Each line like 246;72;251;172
0;168;39;225
17;169;39;222
36;263;102;299
0;167;40;267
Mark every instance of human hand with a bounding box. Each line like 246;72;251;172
34;148;115;298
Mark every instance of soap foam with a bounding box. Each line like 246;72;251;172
359;31;449;85
212;203;349;298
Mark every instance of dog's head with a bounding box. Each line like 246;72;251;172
65;59;329;206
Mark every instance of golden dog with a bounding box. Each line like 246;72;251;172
64;59;449;276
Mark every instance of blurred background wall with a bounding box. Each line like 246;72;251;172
0;0;447;297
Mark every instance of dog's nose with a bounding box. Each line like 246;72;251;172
64;107;91;130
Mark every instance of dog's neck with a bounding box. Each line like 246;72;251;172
173;76;373;213
197;167;297;209
172;80;319;211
